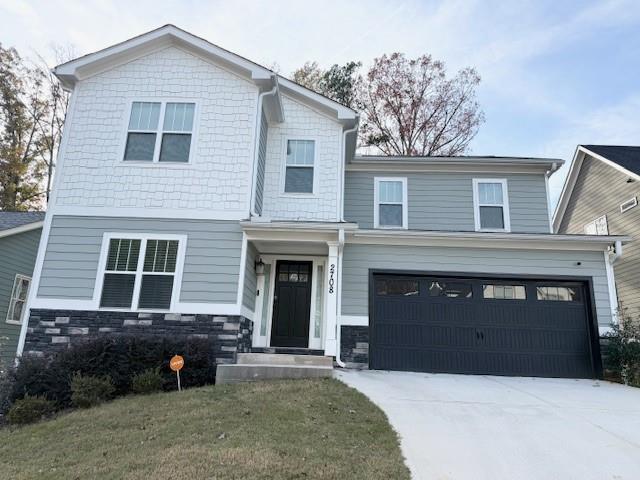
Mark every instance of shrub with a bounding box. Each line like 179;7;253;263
132;368;165;394
604;320;640;387
6;394;55;425
70;373;115;408
4;335;216;412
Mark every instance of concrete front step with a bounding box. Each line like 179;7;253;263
236;353;333;367
216;363;333;384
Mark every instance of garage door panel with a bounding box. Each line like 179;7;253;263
371;274;596;378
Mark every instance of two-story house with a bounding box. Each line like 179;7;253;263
17;26;628;379
554;145;640;321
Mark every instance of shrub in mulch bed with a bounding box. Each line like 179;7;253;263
0;335;217;418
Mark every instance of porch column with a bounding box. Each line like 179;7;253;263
324;241;340;356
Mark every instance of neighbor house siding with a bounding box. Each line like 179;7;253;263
254;110;268;216
344;171;550;233
54;46;258;216
0;228;41;365
38;216;243;304
341;243;612;328
243;242;257;310
558;154;640;318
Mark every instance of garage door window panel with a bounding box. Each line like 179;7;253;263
483;284;526;300
376;279;419;296
428;280;473;298
536;286;582;302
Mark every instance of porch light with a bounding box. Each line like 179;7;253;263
254;257;265;276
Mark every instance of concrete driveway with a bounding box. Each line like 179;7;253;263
337;370;640;480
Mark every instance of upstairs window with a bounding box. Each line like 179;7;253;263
124;101;195;163
473;179;510;232
584;215;608;235
374;177;408;229
99;236;182;310
284;140;315;193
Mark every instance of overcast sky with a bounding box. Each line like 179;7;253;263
2;0;639;206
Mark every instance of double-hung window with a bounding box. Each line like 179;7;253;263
583;215;608;235
473;179;510;232
374;177;408;229
6;274;30;324
99;236;183;310
124;101;195;163
284;139;315;193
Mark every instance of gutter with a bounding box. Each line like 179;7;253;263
335;228;346;368
249;79;279;218
339;122;359;222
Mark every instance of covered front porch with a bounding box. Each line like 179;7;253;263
242;221;356;357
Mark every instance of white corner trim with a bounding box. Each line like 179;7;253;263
236;232;249;307
472;178;511;233
544;174;553;233
0;221;43;239
340;315;369;326
373;177;408;229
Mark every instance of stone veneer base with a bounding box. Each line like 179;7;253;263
340;325;369;369
25;309;253;364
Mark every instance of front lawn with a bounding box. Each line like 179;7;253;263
0;378;410;479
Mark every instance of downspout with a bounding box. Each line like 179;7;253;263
335;228;346;367
605;240;623;326
609;240;623;265
249;79;278;218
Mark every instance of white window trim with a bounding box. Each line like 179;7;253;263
583;215;608;235
280;137;318;197
472;178;511;232
620;196;638;213
92;232;188;312
120;98;199;165
6;274;31;325
374;177;408;229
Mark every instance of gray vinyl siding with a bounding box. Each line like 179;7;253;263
344;171;550;233
38;216;243;304
254;111;268;216
0;228;41;365
558;154;640;318
243;242;257;310
341;243;612;327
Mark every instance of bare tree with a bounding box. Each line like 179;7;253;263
356;53;484;156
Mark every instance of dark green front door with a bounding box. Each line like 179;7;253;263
271;261;312;348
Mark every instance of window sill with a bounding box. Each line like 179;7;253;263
120;161;192;168
279;192;317;198
476;228;511;233
5;320;22;326
374;225;408;230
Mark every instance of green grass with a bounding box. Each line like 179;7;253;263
0;378;410;479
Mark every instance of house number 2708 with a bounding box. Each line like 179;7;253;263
328;264;336;294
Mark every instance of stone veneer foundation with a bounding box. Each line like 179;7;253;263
24;309;252;364
340;325;369;368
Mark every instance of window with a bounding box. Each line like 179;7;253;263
536;286;581;302
428;281;472;298
374;177;408;229
6;275;30;324
278;263;310;283
483;284;526;300
124;101;195;163
583;215;608;235
620;197;637;213
473;179;510;232
99;236;182;310
284;140;315;193
376;279;419;296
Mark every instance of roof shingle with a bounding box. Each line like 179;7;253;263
0;212;45;232
582;145;640;177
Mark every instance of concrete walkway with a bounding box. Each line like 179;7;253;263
337;370;640;480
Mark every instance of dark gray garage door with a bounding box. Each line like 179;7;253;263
370;273;598;378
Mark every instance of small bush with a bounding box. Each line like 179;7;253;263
4;335;216;412
132;368;164;394
6;394;55;425
604;320;640;387
70;373;115;408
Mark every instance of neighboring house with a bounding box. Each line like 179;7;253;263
554;145;640;321
16;26;627;380
0;212;44;367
